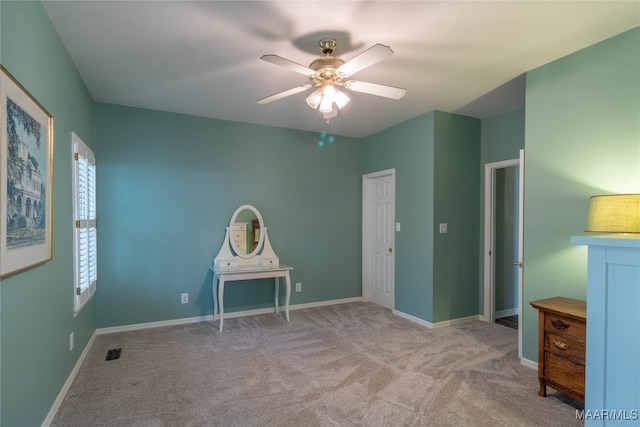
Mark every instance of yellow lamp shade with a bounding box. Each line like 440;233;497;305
586;194;640;233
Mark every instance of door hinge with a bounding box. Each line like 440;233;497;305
74;152;79;161
76;287;81;296
75;220;80;228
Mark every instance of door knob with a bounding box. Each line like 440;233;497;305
388;247;393;253
513;261;523;267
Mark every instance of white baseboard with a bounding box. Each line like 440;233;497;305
290;297;362;311
96;314;215;335
392;310;480;329
432;315;482;328
520;357;538;371
393;309;434;328
41;331;97;427
96;297;363;335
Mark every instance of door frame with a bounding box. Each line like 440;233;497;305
362;168;396;307
482;149;524;358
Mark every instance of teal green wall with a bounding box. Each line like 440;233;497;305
0;2;95;426
522;27;640;361
478;108;526;314
361;111;481;323
433;112;481;322
361;112;436;321
94;103;362;327
481;107;525;164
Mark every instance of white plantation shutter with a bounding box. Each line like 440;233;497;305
73;132;97;313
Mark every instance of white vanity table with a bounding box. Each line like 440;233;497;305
212;205;293;331
210;264;292;331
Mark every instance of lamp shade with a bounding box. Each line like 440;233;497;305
586;194;640;233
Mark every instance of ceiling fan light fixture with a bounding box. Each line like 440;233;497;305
322;84;337;99
306;89;323;109
318;95;334;113
259;38;405;124
334;90;350;109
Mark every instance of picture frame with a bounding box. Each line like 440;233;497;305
0;65;53;278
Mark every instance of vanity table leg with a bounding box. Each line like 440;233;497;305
218;277;226;332
274;277;280;315
212;276;218;321
284;271;291;322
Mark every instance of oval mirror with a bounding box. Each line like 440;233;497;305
228;204;264;259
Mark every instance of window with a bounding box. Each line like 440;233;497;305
72;132;97;314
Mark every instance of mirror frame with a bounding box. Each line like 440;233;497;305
229;204;264;259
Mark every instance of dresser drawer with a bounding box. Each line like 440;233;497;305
544;332;585;363
544;352;585;395
531;297;586;404
544;315;585;339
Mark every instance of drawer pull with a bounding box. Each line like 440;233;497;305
553;341;569;351
551;319;570;330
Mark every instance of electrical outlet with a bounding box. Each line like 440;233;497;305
181;293;189;304
439;223;448;234
295;282;302;292
69;332;74;352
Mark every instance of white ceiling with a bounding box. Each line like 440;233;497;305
42;1;639;138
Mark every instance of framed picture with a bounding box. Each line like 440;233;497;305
0;65;53;278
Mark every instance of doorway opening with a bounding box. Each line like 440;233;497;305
483;150;524;357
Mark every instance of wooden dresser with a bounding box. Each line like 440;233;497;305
530;297;586;404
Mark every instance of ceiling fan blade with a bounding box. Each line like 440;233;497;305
261;54;316;77
256;85;312;104
337;44;394;77
345;81;406;100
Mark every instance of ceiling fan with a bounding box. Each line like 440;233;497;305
257;39;406;123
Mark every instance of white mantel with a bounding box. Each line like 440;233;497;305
571;234;640;426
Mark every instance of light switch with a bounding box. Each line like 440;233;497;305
439;223;448;234
396;223;401;232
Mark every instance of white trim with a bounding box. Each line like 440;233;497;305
431;315;481;328
393;310;481;329
289;297;362;311
520;357;538;371
482;157;519;324
483;150;525;360
96;297;363;335
393;309;434;328
41;331;97;427
97;314;216;335
517;149;525;360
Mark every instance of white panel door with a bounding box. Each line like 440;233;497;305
370;174;394;309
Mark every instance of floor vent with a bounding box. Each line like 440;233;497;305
105;348;122;361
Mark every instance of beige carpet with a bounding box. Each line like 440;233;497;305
51;302;582;426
